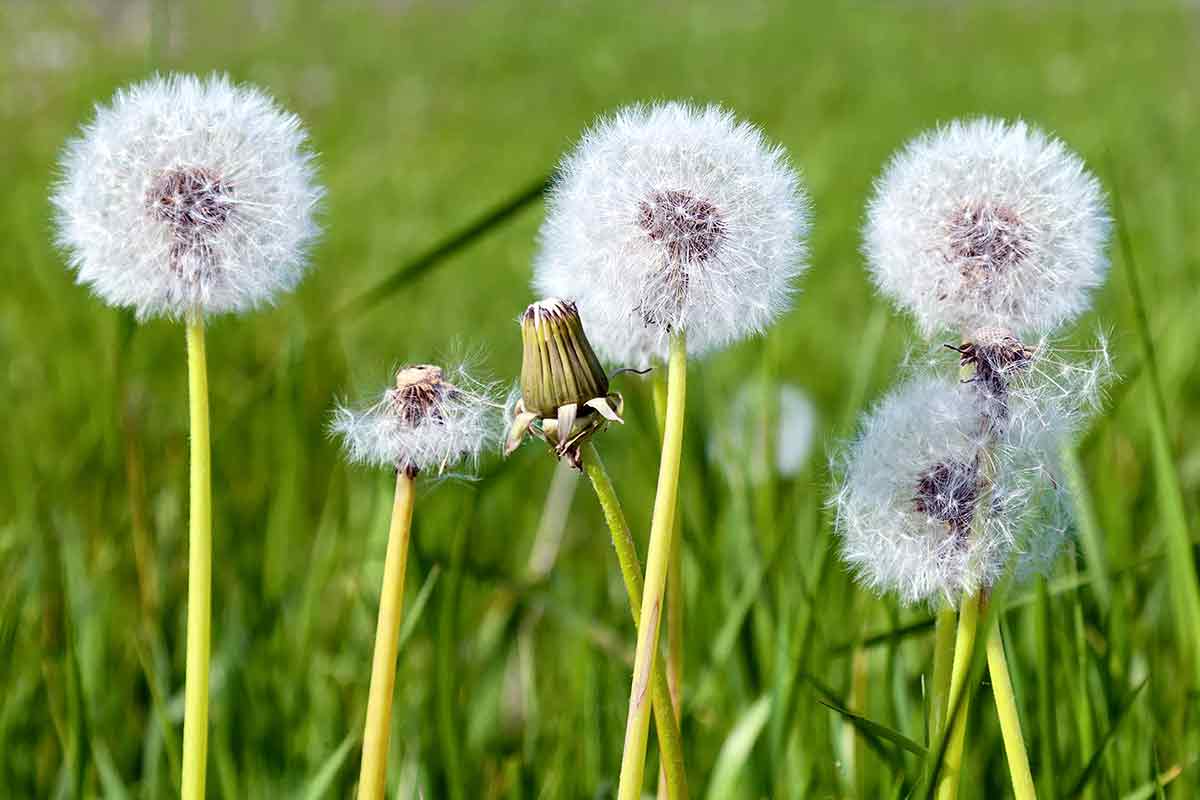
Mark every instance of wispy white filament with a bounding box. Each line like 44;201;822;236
535;101;811;368
331;365;499;476
52;73;323;320
864;117;1109;338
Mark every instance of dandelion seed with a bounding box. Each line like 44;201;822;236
52;72;323;320
864;117;1109;338
534;101;811;368
332;364;500;477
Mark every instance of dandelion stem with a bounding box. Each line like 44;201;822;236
581;442;688;800
652;370;685;800
930;606;956;747
617;331;687;800
986;616;1037;800
181;319;211;800
356;470;416;800
936;590;981;800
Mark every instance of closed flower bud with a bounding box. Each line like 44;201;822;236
506;298;624;469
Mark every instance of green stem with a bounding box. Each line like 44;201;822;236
930;607;956;748
581;442;688;800
936;591;981;800
181;319;211;800
356;471;416;800
986;618;1037;800
652;370;684;800
617;331;687;800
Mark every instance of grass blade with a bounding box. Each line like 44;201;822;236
1065;679;1147;798
1108;162;1200;685
705;695;772;800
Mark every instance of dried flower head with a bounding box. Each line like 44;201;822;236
832;375;1073;606
708;382;817;486
534;101;811;368
52;73;323;320
864;117;1109;338
506;298;624;469
332;364;499;477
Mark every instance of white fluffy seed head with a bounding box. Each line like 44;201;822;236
52;73;323;321
833;374;1075;607
331;364;500;477
534;101;811;368
864;117;1109;338
708;382;817;486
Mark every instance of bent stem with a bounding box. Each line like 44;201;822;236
357;470;417;800
182;319;212;800
936;591;981;800
581;442;688;799
986;616;1037;800
616;331;687;800
652;371;685;800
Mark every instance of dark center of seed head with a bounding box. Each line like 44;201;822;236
637;189;726;264
948;201;1031;276
148;167;234;234
913;460;979;537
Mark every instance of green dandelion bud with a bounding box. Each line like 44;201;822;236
506;298;624;469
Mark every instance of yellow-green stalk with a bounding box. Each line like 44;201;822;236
617;331;687;800
505;299;687;796
357;470;416;800
986;618;1037;800
181;319;212;800
582;443;687;799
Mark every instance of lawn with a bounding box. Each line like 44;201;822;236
1;0;1198;797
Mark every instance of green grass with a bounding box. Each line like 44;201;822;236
2;0;1199;796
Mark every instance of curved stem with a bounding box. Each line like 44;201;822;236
987;619;1037;800
617;331;687;800
936;591;981;800
181;320;212;800
357;471;416;800
581;442;688;799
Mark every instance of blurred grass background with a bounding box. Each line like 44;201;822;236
2;0;1199;797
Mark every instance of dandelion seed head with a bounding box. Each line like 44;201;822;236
331;363;500;477
864;117;1109;338
52;73;323;320
534;101;811;368
833;374;1075;606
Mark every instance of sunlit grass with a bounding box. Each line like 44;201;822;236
1;0;1197;796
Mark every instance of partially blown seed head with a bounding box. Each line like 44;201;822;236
534;101;811;368
52;73;323;320
331;364;499;477
863;117;1109;338
832;374;1075;606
